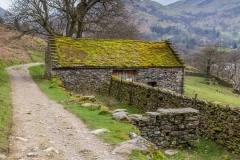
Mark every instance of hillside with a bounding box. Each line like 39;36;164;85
0;24;46;65
0;7;7;17
168;0;240;13
132;0;240;48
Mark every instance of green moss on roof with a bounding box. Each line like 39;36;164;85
49;37;184;68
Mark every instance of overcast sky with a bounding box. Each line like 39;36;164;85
153;0;179;5
0;0;179;10
0;0;10;10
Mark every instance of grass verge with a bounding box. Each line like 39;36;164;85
0;61;11;153
128;137;239;160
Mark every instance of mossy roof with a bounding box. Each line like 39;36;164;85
49;36;184;68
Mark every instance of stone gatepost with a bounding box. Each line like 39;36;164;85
130;108;199;149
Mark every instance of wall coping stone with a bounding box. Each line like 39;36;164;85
145;112;160;117
157;108;199;115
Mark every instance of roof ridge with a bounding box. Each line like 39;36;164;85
165;40;185;66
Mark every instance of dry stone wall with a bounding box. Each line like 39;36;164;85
130;108;199;149
101;76;240;154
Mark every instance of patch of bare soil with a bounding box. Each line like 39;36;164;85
6;63;125;160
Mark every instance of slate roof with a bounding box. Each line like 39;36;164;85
49;36;184;68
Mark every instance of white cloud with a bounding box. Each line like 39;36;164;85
0;0;10;10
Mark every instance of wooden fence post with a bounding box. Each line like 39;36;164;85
108;76;113;96
117;78;122;100
194;94;197;106
157;86;159;108
129;79;134;105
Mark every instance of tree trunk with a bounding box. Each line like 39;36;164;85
77;19;84;38
206;59;211;80
66;20;76;37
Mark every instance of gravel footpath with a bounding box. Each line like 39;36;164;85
6;63;126;160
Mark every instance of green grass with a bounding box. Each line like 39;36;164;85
128;138;239;160
184;76;240;106
29;65;140;145
29;51;45;62
0;62;11;153
96;95;142;114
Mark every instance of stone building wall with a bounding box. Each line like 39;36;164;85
130;108;199;149
50;67;184;94
52;68;112;93
137;68;184;94
100;76;240;154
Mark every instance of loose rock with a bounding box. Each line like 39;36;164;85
81;103;99;108
90;129;110;135
112;109;127;113
43;147;59;154
15;137;28;142
164;149;178;157
129;132;138;139
27;152;38;157
81;96;96;102
0;154;6;159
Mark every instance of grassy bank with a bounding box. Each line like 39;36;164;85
29;65;239;160
184;76;240;106
0;60;12;153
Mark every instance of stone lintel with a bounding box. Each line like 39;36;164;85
157;108;199;115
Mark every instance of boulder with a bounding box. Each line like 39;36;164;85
112;134;157;155
113;111;129;121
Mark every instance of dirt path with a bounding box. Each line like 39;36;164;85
6;63;125;160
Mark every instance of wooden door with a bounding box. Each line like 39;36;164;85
112;70;136;81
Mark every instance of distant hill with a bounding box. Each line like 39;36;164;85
0;7;7;17
168;0;240;13
131;0;240;49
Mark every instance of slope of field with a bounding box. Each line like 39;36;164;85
185;76;240;106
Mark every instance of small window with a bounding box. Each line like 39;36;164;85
147;81;157;87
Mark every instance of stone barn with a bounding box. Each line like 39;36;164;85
45;37;185;94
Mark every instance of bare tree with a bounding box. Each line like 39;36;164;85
9;0;140;39
195;45;218;79
228;51;240;80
